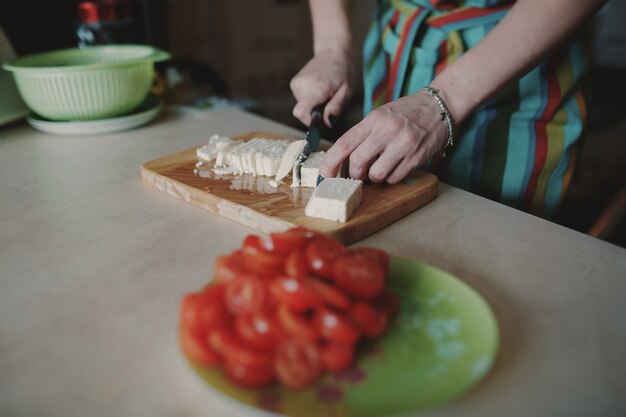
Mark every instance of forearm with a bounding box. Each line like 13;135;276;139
308;0;353;55
430;0;606;124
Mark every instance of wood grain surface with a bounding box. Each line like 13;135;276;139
141;131;438;244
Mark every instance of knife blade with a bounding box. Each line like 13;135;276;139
305;103;325;153
295;104;326;185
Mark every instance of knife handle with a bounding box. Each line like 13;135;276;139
310;104;325;128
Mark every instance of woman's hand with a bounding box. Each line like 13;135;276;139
319;92;449;184
290;47;356;127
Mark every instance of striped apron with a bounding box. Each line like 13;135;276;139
363;0;590;218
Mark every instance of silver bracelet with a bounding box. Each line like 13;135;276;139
420;86;454;158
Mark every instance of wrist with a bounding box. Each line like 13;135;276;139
429;75;478;125
314;37;353;57
419;87;455;157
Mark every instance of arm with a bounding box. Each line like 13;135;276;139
290;0;355;127
320;0;607;182
431;0;607;123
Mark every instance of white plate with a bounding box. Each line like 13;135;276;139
27;96;164;136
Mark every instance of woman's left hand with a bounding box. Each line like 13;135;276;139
319;91;450;184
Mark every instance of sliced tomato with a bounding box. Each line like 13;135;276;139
313;306;361;345
225;276;269;315
332;253;385;300
373;291;400;318
208;328;273;368
180;286;230;331
274;338;322;390
286;227;319;236
307;277;351;310
234;311;283;350
276;304;319;342
348;301;388;339
304;237;346;279
268;228;316;255
224;359;275;388
214;250;248;283
285;249;309;279
242;235;285;273
179;325;221;367
350;247;390;271
198;281;228;299
269;276;321;313
320;342;354;373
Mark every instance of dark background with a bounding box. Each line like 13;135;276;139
1;0;624;247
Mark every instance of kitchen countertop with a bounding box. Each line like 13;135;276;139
0;108;624;417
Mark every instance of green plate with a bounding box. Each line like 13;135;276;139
186;256;499;417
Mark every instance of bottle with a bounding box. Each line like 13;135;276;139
75;0;137;48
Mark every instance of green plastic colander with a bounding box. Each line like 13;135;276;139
2;45;170;121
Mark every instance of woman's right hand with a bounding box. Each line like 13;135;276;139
290;47;356;128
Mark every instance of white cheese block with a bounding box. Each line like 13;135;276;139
196;134;233;161
304;178;363;222
292;151;325;187
272;140;307;186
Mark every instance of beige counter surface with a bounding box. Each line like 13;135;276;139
0;109;624;417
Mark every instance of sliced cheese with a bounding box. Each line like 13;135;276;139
196;134;233;161
211;137;289;177
304;178;363;222
272;140;308;187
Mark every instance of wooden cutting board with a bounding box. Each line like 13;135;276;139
141;131;438;244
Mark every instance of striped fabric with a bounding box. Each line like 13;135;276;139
363;0;590;218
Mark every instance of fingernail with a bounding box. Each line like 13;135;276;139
328;115;337;128
316;175;325;186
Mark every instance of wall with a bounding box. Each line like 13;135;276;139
165;0;376;127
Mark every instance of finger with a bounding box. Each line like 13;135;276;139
323;83;351;128
384;145;430;184
319;122;372;178
347;134;388;180
367;137;413;183
292;84;335;127
293;92;330;126
385;157;419;184
292;102;313;126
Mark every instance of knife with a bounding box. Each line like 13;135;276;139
295;103;326;185
305;103;325;152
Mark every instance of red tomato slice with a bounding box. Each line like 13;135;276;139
242;235;285;273
225;276;269;315
274;338;322;390
234;312;283;350
214;250;247;283
305;237;346;279
348;301;388;339
373;291;400;318
268;228;316;255
276;304;319;342
286;227;319;236
332;253;386;300
180;286;230;331
350;247;390;271
306;277;351;310
179;325;221;367
208;328;273;368
313;306;361;345
320;342;354;373
285;249;309;279
224;359;275;388
269;276;321;313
